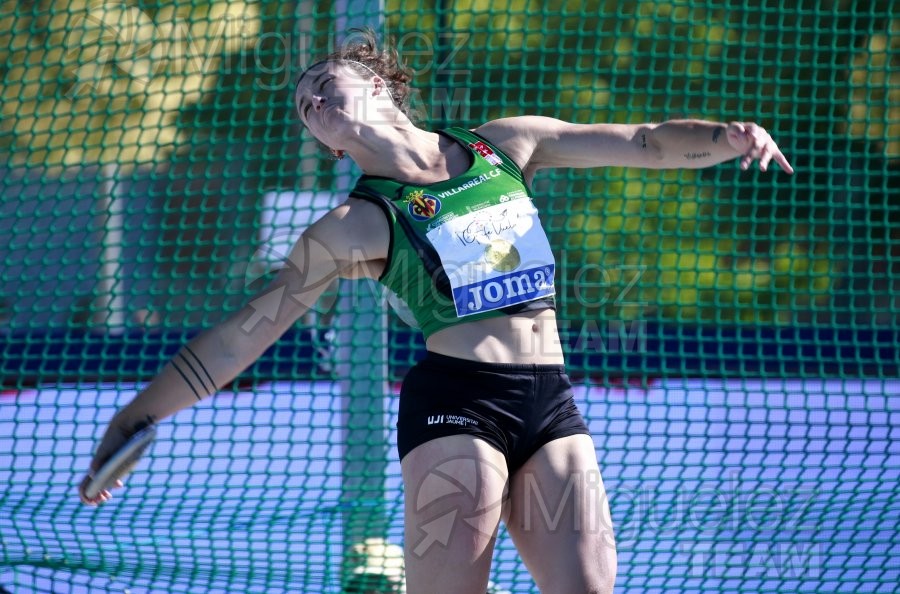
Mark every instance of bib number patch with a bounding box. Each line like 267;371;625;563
425;199;555;317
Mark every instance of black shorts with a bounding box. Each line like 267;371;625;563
397;351;590;473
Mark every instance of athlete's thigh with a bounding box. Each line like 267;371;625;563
505;434;617;594
401;435;509;594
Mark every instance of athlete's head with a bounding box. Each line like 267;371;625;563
294;28;415;157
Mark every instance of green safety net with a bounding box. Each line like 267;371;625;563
1;1;898;592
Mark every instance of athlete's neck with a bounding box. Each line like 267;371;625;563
344;123;465;183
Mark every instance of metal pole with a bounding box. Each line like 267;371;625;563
435;0;452;130
331;0;390;585
92;163;126;331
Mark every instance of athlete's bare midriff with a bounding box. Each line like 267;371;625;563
425;308;565;365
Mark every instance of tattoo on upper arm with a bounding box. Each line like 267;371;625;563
712;127;723;144
684;151;712;160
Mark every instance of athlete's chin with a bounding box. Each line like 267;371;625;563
320;111;353;133
325;105;355;123
321;122;367;149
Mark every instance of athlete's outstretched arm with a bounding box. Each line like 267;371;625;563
78;200;385;504
476;115;793;175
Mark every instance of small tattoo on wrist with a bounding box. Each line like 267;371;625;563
712;127;723;144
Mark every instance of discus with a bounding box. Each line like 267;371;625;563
83;425;157;499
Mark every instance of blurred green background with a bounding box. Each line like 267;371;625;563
0;0;896;330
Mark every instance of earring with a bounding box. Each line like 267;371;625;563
331;149;345;160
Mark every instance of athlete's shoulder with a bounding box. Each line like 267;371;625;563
471;116;560;172
351;174;404;200
304;197;389;264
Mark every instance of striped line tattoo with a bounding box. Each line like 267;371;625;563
184;346;216;392
176;352;212;393
171;358;202;400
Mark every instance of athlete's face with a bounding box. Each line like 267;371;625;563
294;61;385;149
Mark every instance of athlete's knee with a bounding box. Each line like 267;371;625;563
589;572;616;594
562;574;615;594
568;546;616;594
538;557;615;594
583;566;615;594
541;577;615;594
590;551;617;594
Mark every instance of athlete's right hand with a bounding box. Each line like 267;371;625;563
77;416;135;505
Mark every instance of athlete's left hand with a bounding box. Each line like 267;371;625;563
726;122;794;174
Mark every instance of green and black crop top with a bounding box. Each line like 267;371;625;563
349;127;556;338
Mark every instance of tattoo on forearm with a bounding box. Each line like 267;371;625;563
641;133;647;149
134;414;158;431
712;127;723;144
171;357;203;400
184;346;216;391
684;151;712;160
